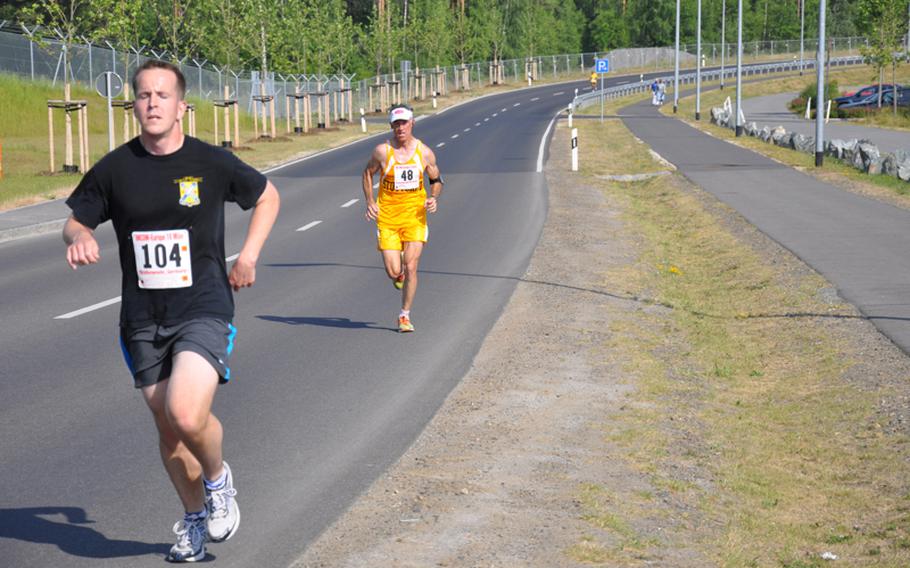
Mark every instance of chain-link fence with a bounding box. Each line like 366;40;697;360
0;22;869;121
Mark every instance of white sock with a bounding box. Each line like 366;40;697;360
204;467;227;491
400;309;410;318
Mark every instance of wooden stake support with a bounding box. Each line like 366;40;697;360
252;94;275;139
110;100;135;145
388;80;401;105
311;91;329;128
213;97;238;147
368;83;382;113
338;87;353;122
47;99;89;173
287;91;310;133
184;104;196;137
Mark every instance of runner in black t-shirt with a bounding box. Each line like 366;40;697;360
63;60;280;563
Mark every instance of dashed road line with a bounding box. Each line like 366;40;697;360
341;199;359;208
55;252;242;320
484;117;490;122
451;134;459;139
463;128;471;132
553;91;565;96
55;296;122;320
513;103;520;107
296;220;323;232
531;97;540;101
475;122;481;126
436;142;446;148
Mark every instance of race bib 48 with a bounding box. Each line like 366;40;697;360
393;164;421;191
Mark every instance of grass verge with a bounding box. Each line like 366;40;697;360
564;96;910;566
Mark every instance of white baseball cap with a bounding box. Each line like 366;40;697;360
389;106;413;124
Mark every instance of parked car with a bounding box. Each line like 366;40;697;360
837;87;910;109
834;84;902;107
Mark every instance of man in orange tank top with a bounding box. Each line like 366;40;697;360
362;104;443;333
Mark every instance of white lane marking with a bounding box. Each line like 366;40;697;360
484;117;490;122
536;112;559;173
55;296;122;320
501;108;507;112
475;122;481;126
436;142;446;148
513;103;521;107
617;80;631;85
56;250;243;319
341;199;359;208
531;97;540;101
492;113;498;117
463;128;471;132
553;91;565;96
451;134;459;139
296;220;323;232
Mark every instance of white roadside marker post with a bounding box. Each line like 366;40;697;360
568;103;573;128
360;108;366;133
571;128;578;172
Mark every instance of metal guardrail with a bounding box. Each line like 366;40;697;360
573;55;866;109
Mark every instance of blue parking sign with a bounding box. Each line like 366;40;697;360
595;58;609;73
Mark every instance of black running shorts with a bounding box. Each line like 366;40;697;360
119;318;237;388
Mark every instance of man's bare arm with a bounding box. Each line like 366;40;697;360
63;215;100;270
362;144;385;220
422;144;443;213
229;180;281;291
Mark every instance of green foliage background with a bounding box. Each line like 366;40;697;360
8;0;907;79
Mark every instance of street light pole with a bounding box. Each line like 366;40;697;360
696;0;702;120
674;0;680;113
815;0;827;166
735;0;743;136
800;0;805;75
721;0;726;90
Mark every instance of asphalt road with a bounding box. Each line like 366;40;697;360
620;99;910;356
0;75;626;567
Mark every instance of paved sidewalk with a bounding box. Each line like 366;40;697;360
620;99;910;356
741;91;910;155
0;198;70;244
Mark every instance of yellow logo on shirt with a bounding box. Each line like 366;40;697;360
175;176;203;207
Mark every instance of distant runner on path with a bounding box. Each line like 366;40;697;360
361;104;444;333
62;59;280;563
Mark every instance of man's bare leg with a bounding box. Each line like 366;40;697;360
142;351;222;513
401;241;424;311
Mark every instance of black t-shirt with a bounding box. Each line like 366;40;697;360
66;136;267;328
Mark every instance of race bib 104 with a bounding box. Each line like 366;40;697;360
393;164;421;191
131;229;192;289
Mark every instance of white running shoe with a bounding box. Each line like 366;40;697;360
167;516;206;563
205;461;240;542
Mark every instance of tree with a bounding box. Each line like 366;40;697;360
589;3;630;51
857;0;907;109
151;0;206;62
